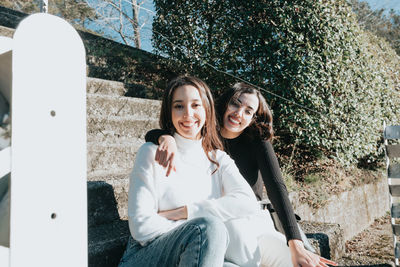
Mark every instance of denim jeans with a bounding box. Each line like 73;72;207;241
119;217;235;267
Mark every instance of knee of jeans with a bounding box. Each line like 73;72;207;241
193;217;229;246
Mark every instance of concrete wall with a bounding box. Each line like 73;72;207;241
290;177;390;241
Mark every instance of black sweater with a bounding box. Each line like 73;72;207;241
145;130;301;241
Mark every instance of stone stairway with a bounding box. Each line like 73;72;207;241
86;77;160;267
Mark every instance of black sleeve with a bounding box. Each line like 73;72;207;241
256;140;302;242
144;129;171;145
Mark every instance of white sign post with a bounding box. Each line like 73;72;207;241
10;13;87;267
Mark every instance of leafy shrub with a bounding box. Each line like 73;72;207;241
153;0;400;164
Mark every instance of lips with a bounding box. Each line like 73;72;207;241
179;120;198;129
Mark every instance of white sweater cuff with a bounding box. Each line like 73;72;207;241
186;203;201;219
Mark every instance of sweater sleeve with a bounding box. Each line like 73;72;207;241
128;143;182;245
186;151;260;221
144;129;171;145
256;140;302;241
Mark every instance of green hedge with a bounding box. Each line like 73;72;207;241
153;0;400;164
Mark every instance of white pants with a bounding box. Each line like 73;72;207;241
224;210;293;267
259;230;292;267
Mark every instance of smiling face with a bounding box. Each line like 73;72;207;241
221;93;259;139
171;85;206;140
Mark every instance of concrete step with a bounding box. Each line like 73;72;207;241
87;132;144;146
88;175;129;221
87;141;142;175
0;25;13;38
88;170;129;182
88;181;122;227
299;221;345;261
87;93;161;119
87;115;159;142
88;220;129;267
86;77;127;96
87;180;130;266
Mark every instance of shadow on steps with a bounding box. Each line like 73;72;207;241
88;181;130;267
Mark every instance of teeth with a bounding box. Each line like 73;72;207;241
229;116;240;124
181;121;196;127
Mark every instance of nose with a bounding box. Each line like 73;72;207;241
233;107;244;117
183;105;193;118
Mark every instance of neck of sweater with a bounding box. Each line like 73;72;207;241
174;133;203;154
174;133;209;167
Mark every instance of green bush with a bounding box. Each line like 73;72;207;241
153;0;400;164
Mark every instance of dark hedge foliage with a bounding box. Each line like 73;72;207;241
152;0;400;164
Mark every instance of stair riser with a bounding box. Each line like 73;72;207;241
87;146;138;175
87;94;161;119
87;134;144;145
88;117;159;140
87;77;126;96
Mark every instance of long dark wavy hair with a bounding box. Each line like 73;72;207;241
216;82;274;141
159;76;224;171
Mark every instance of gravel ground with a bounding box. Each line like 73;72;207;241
336;214;395;267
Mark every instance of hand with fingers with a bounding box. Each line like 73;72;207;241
289;239;338;267
155;135;177;177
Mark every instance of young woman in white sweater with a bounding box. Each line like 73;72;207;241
119;76;295;267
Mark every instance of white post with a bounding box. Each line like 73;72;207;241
40;0;48;13
10;13;87;267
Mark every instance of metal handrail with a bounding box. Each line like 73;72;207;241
40;0;48;13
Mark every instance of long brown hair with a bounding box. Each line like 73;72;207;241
216;82;274;141
159;76;224;171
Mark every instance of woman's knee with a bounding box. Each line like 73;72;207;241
189;217;229;247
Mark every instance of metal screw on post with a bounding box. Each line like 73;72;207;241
40;0;48;13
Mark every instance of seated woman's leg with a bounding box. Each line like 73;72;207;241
119;216;228;267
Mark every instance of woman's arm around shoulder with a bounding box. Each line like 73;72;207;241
186;150;260;221
144;129;170;145
128;143;182;245
145;129;177;176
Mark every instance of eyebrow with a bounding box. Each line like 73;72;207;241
246;105;255;111
172;98;201;104
236;98;255;110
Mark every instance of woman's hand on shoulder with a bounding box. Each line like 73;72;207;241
288;239;337;267
155;135;177;176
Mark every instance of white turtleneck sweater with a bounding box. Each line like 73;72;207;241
128;133;271;266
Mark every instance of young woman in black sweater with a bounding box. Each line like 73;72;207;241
145;83;336;267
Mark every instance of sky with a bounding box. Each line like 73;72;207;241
361;0;400;12
84;0;156;52
136;1;155;52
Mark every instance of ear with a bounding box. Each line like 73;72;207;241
251;115;258;124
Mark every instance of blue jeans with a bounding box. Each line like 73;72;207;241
119;217;236;267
